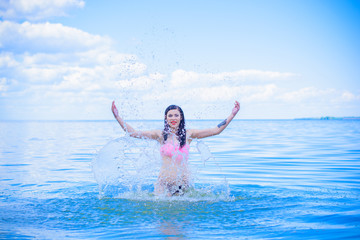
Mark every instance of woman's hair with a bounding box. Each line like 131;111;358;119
163;105;186;148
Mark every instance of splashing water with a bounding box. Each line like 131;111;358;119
196;141;215;165
92;136;233;201
92;137;160;198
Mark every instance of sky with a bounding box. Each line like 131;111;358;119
0;0;359;120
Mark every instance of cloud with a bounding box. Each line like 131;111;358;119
0;52;18;67
143;79;278;104
340;91;360;102
0;1;359;120
277;87;336;102
170;69;297;87
1;49;158;96
0;0;85;21
193;84;278;102
0;19;165;120
0;20;150;89
0;77;8;92
0;21;112;53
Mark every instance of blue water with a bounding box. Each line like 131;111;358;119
1;120;360;239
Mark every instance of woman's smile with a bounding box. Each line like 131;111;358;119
166;109;181;129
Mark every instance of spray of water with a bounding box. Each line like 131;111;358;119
92;136;233;201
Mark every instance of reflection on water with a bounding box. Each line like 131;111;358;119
0;120;360;239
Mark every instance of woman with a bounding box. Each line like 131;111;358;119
111;100;240;196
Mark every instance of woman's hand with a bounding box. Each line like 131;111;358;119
112;101;119;118
232;101;240;116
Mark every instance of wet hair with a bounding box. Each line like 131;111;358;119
163;105;186;148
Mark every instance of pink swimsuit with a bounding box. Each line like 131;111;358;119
160;142;190;162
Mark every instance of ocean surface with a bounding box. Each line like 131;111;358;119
0;119;359;239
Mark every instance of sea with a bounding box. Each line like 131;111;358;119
0;119;359;239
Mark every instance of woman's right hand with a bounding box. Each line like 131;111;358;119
111;101;119;118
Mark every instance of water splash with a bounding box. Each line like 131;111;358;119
92;137;233;201
196;140;215;165
92;137;160;197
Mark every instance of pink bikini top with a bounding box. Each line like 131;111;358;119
160;142;190;162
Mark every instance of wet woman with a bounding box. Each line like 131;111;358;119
111;100;240;196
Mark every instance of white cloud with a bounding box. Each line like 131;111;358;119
277;87;336;102
143;81;278;105
197;86;240;102
194;84;278;103
0;0;85;21
0;2;359;120
0;77;8;92
1;51;150;94
0;52;18;67
0;19;165;120
114;73;165;90
0;21;112;53
170;69;296;87
340;91;360;102
0;20;149;89
241;84;278;102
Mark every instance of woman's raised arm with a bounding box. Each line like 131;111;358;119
111;101;161;141
188;101;240;139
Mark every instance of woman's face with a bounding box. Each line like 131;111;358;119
166;109;181;129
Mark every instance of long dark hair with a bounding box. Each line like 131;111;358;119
163;105;186;148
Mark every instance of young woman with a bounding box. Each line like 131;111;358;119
111;100;240;196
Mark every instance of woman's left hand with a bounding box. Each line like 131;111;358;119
232;101;240;116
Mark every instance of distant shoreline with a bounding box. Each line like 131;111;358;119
295;117;360;120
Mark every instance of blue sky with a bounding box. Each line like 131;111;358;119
0;0;359;120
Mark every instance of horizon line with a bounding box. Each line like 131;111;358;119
1;117;359;122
